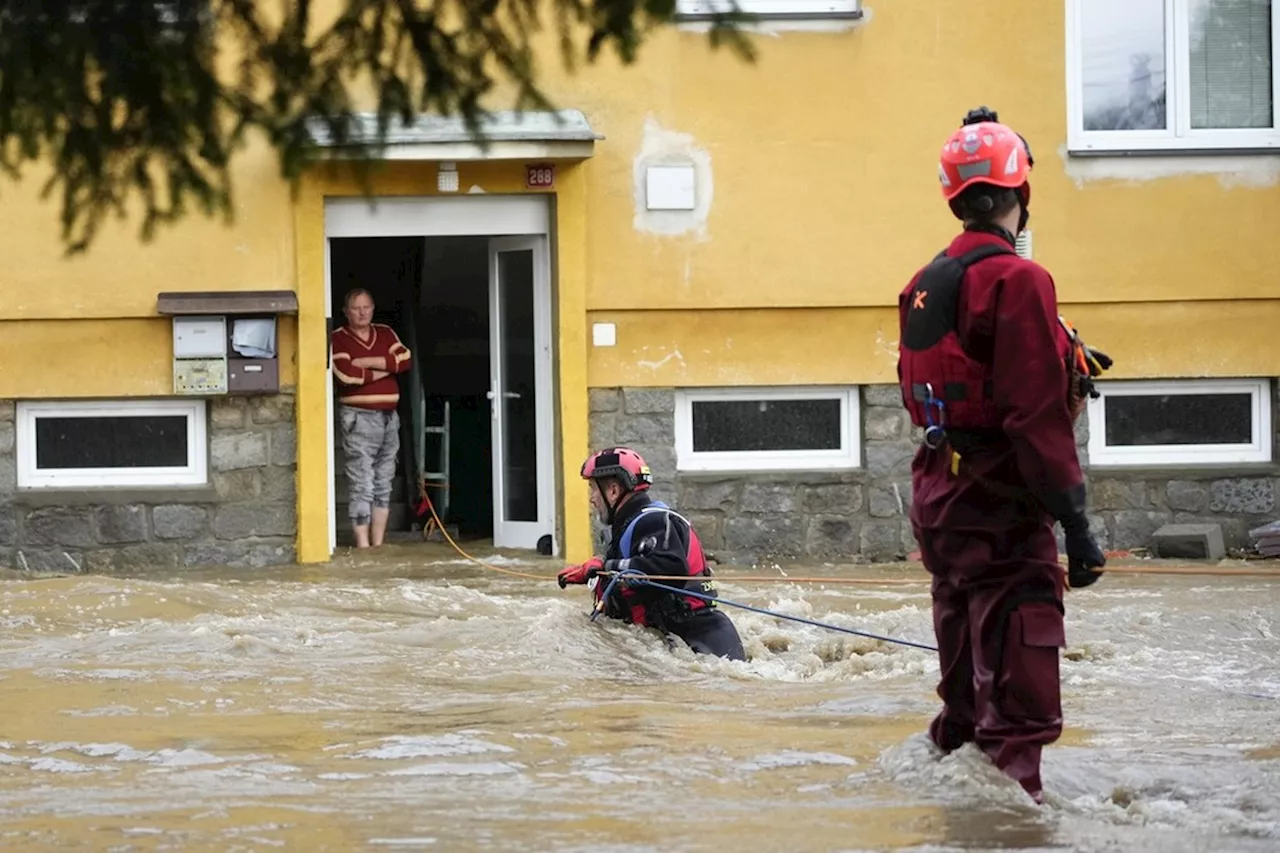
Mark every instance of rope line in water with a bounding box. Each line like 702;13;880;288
420;496;551;581
598;572;925;586
601;570;939;652
420;494;1280;583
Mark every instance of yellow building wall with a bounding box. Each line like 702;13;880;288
515;1;1280;384
0;0;1276;565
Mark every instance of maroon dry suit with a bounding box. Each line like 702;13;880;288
897;228;1090;802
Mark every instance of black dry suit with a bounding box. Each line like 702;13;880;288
597;492;746;661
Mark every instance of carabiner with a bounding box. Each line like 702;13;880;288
922;382;947;450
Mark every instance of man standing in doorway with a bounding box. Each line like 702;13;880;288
331;288;413;548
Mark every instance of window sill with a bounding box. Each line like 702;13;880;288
12;485;220;507
1067;147;1280;158
1084;463;1280;481
676;468;864;482
674;11;863;21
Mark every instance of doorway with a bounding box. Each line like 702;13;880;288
323;195;558;556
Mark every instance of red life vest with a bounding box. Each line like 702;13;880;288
898;244;1014;432
593;502;716;627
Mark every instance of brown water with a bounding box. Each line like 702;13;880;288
1;546;1278;852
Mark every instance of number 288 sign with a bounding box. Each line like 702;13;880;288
526;163;555;189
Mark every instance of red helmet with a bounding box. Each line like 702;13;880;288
581;447;652;492
939;120;1032;202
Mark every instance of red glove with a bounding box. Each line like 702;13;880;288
558;556;604;588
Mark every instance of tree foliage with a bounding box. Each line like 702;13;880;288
0;1;749;253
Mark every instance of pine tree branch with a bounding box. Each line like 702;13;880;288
0;0;752;254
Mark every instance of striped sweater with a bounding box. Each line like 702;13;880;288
331;323;412;410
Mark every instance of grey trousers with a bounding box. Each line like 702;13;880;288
339;405;400;525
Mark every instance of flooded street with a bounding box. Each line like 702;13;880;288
1;547;1278;852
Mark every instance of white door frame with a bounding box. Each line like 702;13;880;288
322;195;554;557
325;239;337;555
488;236;556;552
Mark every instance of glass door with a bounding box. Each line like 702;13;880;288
488;236;555;551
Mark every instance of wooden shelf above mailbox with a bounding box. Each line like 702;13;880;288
157;290;299;316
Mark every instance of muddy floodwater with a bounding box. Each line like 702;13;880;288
2;545;1278;852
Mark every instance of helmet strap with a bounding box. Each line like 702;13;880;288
596;479;625;526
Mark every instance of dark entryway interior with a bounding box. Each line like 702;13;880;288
329;236;494;544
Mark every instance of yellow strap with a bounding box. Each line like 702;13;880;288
950;450;961;476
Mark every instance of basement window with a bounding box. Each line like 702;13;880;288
675;386;861;472
676;0;862;19
16;399;209;488
1085;379;1272;466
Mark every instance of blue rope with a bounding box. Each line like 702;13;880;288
599;569;938;652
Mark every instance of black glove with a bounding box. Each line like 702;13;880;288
1063;523;1106;588
1085;346;1113;375
1040;484;1107;589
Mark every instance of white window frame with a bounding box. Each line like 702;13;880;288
677;0;860;19
1066;0;1280;153
675;386;861;472
1086;379;1272;467
16;399;209;488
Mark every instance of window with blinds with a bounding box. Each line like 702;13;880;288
1069;0;1279;152
1189;0;1273;129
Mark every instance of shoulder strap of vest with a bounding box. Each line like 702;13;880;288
619;501;691;556
953;242;1016;269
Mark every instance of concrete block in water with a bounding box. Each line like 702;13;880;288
1150;523;1226;560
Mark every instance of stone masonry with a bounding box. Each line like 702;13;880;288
589;384;1280;564
0;393;297;574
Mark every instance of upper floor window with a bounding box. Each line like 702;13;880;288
677;0;861;19
1067;0;1279;153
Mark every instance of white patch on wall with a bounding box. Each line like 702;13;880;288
1059;147;1280;189
635;346;687;372
591;322;616;347
633;116;714;239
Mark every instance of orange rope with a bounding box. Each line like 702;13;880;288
414;485;1278;584
418;489;553;581
1091;565;1279;578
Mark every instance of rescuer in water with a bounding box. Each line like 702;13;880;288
557;447;747;662
896;106;1111;803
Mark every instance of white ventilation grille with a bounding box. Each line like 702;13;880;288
1015;229;1033;259
437;162;459;193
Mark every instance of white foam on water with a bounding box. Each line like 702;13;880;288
349;733;516;760
368;839;438;846
318;772;374;781
876;733;1038;809
28;757;96;774
738;750;859;771
384;761;524;777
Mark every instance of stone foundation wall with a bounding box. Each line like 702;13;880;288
589;384;1279;563
0;394;297;573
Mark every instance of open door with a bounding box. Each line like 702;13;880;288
488;236;555;551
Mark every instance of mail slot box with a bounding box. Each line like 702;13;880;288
227;358;279;395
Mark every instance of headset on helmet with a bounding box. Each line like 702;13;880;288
581;447;652;493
